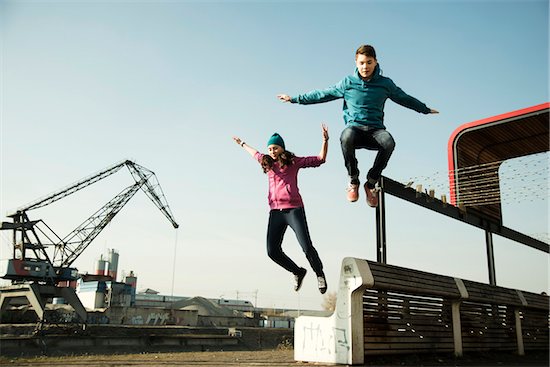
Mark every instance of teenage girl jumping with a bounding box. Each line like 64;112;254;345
233;124;329;294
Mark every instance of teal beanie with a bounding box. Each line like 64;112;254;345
267;133;285;149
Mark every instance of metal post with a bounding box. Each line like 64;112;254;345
376;178;387;264
12;215;18;259
485;230;496;285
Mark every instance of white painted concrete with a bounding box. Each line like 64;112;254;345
294;257;373;365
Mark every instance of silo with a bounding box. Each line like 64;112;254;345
124;270;137;289
107;249;119;281
125;270;137;306
95;254;107;276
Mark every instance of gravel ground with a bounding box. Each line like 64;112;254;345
1;350;549;367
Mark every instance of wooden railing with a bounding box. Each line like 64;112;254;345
294;257;549;365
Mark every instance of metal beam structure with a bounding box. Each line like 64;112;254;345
1;160;179;323
375;188;387;264
374;176;549;285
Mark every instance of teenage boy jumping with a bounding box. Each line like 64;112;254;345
278;44;438;207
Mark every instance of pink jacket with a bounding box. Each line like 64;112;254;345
255;152;325;210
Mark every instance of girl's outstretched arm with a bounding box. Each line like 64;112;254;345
233;136;258;157
318;123;329;162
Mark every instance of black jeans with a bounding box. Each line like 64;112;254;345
266;207;324;276
340;125;396;188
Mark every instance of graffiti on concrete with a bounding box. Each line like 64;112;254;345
146;312;170;325
129;312;170;325
131;315;144;325
300;321;350;358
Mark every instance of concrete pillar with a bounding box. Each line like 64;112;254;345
451;302;463;357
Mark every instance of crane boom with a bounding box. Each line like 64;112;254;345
11;160;129;215
126;161;179;229
53;181;143;268
1;160;179;284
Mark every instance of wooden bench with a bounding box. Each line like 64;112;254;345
294;257;549;365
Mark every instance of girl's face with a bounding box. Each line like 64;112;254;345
268;144;284;160
355;54;377;80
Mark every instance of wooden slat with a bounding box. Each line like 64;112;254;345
365;331;454;338
364;320;453;329
368;261;457;284
366;262;461;299
360;260;550;356
365;348;454;355
365;342;454;350
521;291;550;310
462;280;525;306
365;338;455;345
368;267;457;287
521;309;549;350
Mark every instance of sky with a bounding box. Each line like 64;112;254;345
0;0;548;311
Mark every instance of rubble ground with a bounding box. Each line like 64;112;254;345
1;349;548;367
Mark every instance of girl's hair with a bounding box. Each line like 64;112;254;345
356;44;376;59
261;151;295;173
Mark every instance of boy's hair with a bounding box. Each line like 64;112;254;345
356;44;376;59
261;151;295;173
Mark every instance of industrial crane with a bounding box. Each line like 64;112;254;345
0;160;178;322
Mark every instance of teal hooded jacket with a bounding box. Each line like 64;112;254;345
290;64;431;129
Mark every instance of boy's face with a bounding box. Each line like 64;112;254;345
355;54;377;80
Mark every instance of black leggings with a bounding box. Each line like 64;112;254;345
266;207;324;276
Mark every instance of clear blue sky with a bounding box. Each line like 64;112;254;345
1;0;548;310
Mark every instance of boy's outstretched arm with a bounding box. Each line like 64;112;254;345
389;84;439;115
277;81;345;105
233;136;258;157
319;123;329;162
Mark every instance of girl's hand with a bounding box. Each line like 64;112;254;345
318;123;329;162
321;123;329;141
429;108;439;114
233;136;257;157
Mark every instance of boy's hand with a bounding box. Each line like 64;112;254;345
429;109;439;114
277;94;291;102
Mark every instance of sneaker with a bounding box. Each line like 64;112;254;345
294;268;307;291
346;183;359;202
317;275;327;294
364;183;379;207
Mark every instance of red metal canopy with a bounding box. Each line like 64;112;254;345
448;102;549;223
